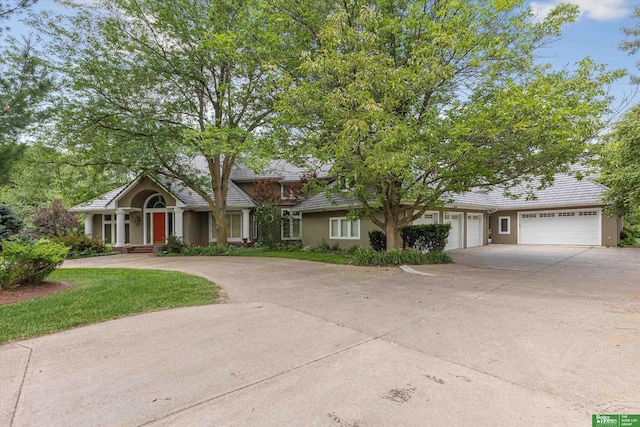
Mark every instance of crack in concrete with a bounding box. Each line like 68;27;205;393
9;343;33;427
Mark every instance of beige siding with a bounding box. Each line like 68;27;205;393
92;214;103;240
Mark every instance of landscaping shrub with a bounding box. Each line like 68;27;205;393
0;239;69;289
254;205;281;247
53;234;107;257
620;226;640;247
0;205;24;242
401;224;451;253
29;199;80;238
181;243;238;256
161;235;185;254
368;230;386;252
352;247;451;266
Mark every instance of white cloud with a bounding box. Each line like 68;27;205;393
530;0;632;22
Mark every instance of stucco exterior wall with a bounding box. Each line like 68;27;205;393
490;212;518;245
92;214;103;240
117;177;177;208
128;212;144;245
184;211;210;246
490;206;619;246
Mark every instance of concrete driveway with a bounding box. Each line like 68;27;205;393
2;245;639;426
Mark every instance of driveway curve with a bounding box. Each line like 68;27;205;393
2;246;639;426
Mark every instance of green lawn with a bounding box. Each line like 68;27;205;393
0;268;219;345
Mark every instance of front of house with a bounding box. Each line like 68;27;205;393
71;161;621;250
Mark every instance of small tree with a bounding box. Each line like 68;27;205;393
29;199;80;238
0;204;24;241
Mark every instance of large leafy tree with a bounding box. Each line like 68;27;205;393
0;0;52;185
598;104;640;217
43;0;298;245
276;0;622;249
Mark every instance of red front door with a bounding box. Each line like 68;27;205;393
153;212;166;244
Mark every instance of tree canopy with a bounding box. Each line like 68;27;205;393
43;0;300;245
275;0;623;249
0;0;52;185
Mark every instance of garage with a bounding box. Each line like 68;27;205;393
444;212;464;250
518;209;601;246
466;213;483;248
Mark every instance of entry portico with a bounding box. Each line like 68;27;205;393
72;175;256;250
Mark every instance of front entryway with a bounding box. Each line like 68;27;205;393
152;212;166;244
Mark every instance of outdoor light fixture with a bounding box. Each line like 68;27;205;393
135;217;141;226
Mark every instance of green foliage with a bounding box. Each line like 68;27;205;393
0;239;69;289
352;247;451;266
52;234;107;258
276;0;623;249
0;204;24;241
598;104;640;217
255;205;281;247
161;236;185;254
0;144;129;219
0;268;219;344
401;224;451;253
28;199;80;238
368;230;386;252
620;226;640;247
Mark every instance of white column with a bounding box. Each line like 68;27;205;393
84;214;94;237
115;210;126;248
174;208;184;240
241;209;250;241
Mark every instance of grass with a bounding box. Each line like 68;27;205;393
0;268;219;345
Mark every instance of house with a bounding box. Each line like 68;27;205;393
70;161;621;250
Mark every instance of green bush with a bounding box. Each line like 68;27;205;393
620;226;640;247
53;234;107;258
352;247;451;266
401;224;451;253
161;235;185;254
0;205;25;242
180;244;245;256
368;230;386;252
0;239;69;289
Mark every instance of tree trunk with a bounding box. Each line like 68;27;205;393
384;217;402;250
212;202;227;246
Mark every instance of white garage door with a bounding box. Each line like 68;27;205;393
518;209;601;246
466;213;483;248
413;211;439;225
444;212;463;250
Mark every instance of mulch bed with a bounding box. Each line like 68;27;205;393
0;281;71;306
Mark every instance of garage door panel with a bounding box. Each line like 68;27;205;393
519;210;600;246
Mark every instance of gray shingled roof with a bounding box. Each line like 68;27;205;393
229;159;332;182
487;172;607;210
294;171;608;212
70;185;128;212
71;176;256;212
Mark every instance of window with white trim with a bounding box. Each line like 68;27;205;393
103;214;130;244
281;209;302;240
210;212;242;241
498;216;510;234
329;217;360;239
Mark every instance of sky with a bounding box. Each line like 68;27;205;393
3;0;640;116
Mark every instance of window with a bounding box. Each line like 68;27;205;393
498;216;510;234
281;184;295;200
210;212;242;241
103;214;130;244
330;217;360;239
281;210;302;240
146;195;166;208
